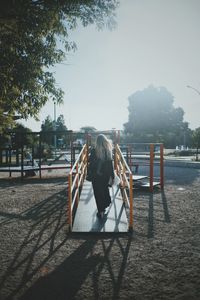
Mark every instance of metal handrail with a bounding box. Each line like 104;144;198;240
115;144;133;231
67;143;134;232
121;142;164;192
67;144;88;231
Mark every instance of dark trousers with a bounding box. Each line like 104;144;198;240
92;176;111;212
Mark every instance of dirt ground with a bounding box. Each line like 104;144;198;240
0;166;200;300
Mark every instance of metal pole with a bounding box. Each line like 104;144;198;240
54;101;57;158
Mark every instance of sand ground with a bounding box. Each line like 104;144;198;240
0;166;200;300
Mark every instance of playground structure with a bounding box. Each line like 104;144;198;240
0;130;88;178
67;132;164;232
120;143;164;192
0;129;120;179
67;141;133;232
0;129;164;232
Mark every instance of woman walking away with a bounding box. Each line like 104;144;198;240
88;134;114;219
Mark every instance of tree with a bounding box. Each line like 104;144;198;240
0;0;118;132
80;126;97;133
124;85;190;147
41;114;67;132
0;123;34;149
41;114;68;147
56;115;68;132
11;123;34;148
192;127;200;161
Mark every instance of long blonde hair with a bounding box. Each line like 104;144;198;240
95;134;113;160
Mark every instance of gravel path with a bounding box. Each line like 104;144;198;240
0;166;200;300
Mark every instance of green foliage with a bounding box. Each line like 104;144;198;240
0;0;118;132
41;114;67;132
12;123;34;148
41;114;68;147
192;127;200;147
0;123;33;148
192;127;200;160
80;126;97;133
41;115;54;132
56;115;68;132
124;85;191;147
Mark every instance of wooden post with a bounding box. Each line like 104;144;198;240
114;145;117;171
129;173;133;232
129;145;132;171
149;144;154;192
70;131;73;167
84;146;87;181
160;144;164;189
68;173;72;231
86;133;90;169
75;164;79;207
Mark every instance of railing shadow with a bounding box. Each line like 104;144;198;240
134;188;170;239
147;193;154;238
0;188;68;299
161;190;170;223
0;176;68;189
0;177;132;300
18;233;132;300
0;187;67;226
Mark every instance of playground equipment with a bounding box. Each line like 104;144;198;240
120;143;164;192
67;144;88;230
0;129;121;179
0;129;164;232
114;144;133;231
67;139;164;232
67;142;134;232
0;130;83;179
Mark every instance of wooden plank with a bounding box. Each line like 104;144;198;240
72;181;128;233
140;181;160;188
133;175;148;181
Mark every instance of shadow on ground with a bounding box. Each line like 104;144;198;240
0;186;68;299
18;233;132;300
0;181;132;300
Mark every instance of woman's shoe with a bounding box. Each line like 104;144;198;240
96;211;104;218
96;212;101;218
100;211;104;218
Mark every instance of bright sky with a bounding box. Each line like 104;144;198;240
22;0;200;132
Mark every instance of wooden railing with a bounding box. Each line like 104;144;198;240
115;144;133;232
67;144;88;231
121;143;164;192
67;143;134;232
149;143;164;192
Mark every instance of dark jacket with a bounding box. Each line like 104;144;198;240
88;148;114;183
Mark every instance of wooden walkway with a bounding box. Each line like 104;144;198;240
72;181;128;233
